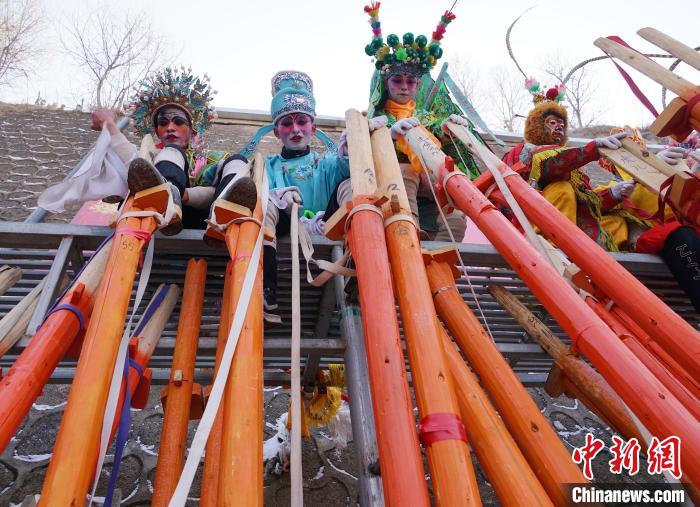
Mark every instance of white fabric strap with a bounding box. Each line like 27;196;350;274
168;171;270;507
89;234;155;505
290;203;303;507
383;213;416;229
205;215;263;236
343;203;384;234
296;221;354;287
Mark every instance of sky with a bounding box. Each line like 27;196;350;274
2;0;699;131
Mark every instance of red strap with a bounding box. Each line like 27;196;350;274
418;413;467;447
604;36;659;118
116;227;153;243
620;197;656;221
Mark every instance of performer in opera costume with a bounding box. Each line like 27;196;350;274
91;66;257;236
237;71;350;321
501;80;635;251
362;1;487;241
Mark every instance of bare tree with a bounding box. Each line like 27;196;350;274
60;6;174;109
0;0;42;85
448;56;485;112
487;66;530;132
543;54;604;129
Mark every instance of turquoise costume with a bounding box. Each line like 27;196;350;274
265;151;349;216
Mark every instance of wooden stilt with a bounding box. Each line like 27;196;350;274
372;124;480;506
488;284;650;447
39;191;164;505
152;260;207;507
407;125;700;486
0;242;111;454
424;256;586;505
439;325;553;506
0;265;21;297
199;257;235;507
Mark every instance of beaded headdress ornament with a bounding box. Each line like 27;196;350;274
127;66;217;136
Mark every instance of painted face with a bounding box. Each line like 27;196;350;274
274;113;316;151
155;106;192;148
386;73;419;104
543;114;566;145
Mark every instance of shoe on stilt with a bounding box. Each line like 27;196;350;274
127;157;183;236
263;288;282;325
204;175;258;248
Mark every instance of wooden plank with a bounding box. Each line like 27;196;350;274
0;277;48;357
598;148;669;193
0;266;21;297
593;37;700;99
345;109;377;196
637;28;700;72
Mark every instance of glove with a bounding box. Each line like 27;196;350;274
440;113;469;134
689;149;700;173
270;187;303;214
609;180;635;201
300;211;326;236
594;132;627;149
337;131;348;157
656;146;686;165
390;117;420;140
368;115;388;132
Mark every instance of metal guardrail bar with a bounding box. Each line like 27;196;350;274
332;245;384;507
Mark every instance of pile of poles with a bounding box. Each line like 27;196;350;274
0;109;697;505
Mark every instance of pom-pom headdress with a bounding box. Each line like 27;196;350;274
363;2;456;76
127;66;217;136
525;77;565;105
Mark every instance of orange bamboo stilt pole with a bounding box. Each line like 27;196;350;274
39;203;159;505
487;284;649;448
152;259;207;507
439;325;553;506
609;304;700;400
0;241;112;454
434;155;700;485
587;298;700;420
410;124;700;485
425;259;586;505
372;125;480;506
450;122;700;381
329;111;430;507
200;257;235;507
217;188;264;505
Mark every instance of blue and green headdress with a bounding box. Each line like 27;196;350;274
127;66;216;136
363;2;456;77
239;70;336;159
270;70;317;125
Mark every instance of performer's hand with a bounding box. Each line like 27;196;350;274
368;115;388;132
90;109;117;133
440;114;469;134
594;132;627;149
390;117;420;140
300;211;326;236
337;131;348;157
656;146;686;165
281;188;303;214
690;149;700;173
610;180;635;201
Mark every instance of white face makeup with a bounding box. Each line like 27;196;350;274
274;113;316;151
386;73;419;104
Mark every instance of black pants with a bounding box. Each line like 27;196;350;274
661;226;700;313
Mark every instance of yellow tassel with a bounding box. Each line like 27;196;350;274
328;364;346;388
305;387;342;427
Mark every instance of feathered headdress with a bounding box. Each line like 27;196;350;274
363;2;456;76
525;78;566;105
127;66;217;136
